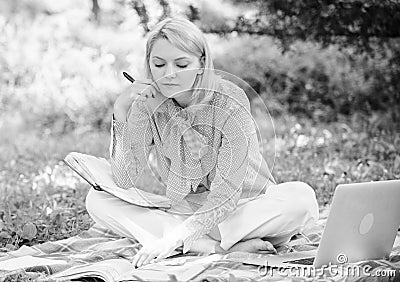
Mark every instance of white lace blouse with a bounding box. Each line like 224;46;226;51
109;78;276;252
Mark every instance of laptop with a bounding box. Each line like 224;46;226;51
237;179;400;269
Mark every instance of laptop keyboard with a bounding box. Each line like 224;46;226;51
283;257;315;265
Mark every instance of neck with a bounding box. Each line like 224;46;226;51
173;90;192;108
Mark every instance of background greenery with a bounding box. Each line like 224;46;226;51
1;0;399;263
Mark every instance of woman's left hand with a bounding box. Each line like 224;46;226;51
131;235;183;268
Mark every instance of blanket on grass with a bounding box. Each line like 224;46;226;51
1;217;399;282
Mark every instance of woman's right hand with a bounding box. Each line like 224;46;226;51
113;79;159;122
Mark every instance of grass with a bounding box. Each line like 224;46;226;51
0;129;109;251
0;112;399;282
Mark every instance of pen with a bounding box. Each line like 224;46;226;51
123;71;135;83
123;71;156;99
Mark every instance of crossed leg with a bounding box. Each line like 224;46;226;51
85;181;319;254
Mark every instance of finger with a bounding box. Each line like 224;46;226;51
143;86;153;99
130;88;148;100
134;80;156;91
137;79;161;93
129;88;143;98
142;251;157;266
138;92;148;100
131;252;141;268
137;251;152;268
129;82;148;93
148;84;156;98
132;246;148;267
148;83;160;98
136;78;153;85
132;81;159;98
153;248;173;263
136;247;153;267
132;95;146;102
149;85;157;98
152;81;161;93
136;85;153;99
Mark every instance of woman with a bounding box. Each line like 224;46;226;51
85;17;319;268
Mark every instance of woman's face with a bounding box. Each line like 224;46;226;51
149;39;203;107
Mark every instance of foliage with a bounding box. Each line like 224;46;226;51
123;0;400;124
203;0;400;51
0;0;146;134
213;35;400;124
124;0;400;55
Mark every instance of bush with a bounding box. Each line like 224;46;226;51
213;35;400;125
1;2;398;134
0;2;146;134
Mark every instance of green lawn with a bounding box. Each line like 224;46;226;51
0;113;399;252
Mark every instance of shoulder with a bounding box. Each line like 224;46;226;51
214;78;251;112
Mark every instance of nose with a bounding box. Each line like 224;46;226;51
164;63;177;79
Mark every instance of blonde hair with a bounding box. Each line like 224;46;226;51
144;17;220;113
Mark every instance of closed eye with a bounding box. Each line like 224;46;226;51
153;63;189;68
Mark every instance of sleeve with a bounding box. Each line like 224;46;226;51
171;96;254;253
109;101;154;189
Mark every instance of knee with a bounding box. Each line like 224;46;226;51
85;189;107;218
284;181;315;195
278;181;319;220
295;182;319;221
283;181;316;200
85;189;96;216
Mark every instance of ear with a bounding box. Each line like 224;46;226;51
197;56;205;74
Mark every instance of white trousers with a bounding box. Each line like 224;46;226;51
85;181;319;251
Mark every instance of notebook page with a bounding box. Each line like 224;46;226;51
69;152;171;208
70;152;118;189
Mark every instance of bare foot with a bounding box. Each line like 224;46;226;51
227;238;277;254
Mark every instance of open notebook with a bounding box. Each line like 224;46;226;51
47;255;218;282
63;152;171;209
